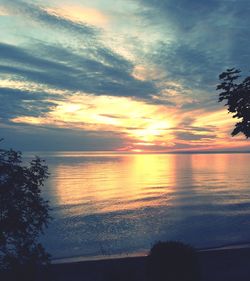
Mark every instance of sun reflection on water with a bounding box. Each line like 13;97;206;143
48;154;177;216
45;153;250;218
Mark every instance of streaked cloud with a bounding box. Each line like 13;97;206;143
2;0;96;36
0;42;156;98
0;87;57;119
45;5;109;28
0;0;249;151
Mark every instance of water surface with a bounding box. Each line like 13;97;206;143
25;152;250;259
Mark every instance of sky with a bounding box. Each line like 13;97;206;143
0;0;250;152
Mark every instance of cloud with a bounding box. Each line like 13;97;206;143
99;114;125;119
0;42;73;73
139;0;221;31
154;43;217;88
0;87;57;119
2;0;96;37
175;131;217;141
0;42;156;99
0;123;129;151
137;0;250;105
1;0;250;151
45;5;109;28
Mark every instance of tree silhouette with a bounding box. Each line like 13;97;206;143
0;144;51;279
217;68;250;138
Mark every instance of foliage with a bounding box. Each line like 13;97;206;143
217;68;250;138
0;145;51;274
147;241;200;281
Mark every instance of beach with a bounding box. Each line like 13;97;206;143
36;245;250;281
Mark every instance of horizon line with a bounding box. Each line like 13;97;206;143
21;150;250;155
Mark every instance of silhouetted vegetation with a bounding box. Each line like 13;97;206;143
217;68;250;138
147;241;200;281
0;143;51;280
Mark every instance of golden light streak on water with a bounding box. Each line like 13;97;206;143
49;154;177;215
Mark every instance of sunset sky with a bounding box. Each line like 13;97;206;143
0;0;250;152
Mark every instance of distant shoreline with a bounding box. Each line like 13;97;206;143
22;150;250;155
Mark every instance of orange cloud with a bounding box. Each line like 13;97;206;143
132;64;164;81
0;6;8;16
45;5;109;28
10;92;178;145
8;81;250;152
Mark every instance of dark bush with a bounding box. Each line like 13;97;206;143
147;241;200;281
0;144;51;280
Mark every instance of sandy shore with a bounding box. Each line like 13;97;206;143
36;246;250;281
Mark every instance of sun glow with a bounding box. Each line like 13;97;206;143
131;149;143;153
11;93;177;148
131;120;171;142
0;6;8;16
7;79;250;152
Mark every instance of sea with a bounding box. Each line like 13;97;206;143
24;152;250;261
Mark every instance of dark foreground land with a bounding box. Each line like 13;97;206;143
33;247;250;281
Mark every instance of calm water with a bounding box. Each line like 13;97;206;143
25;152;250;260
